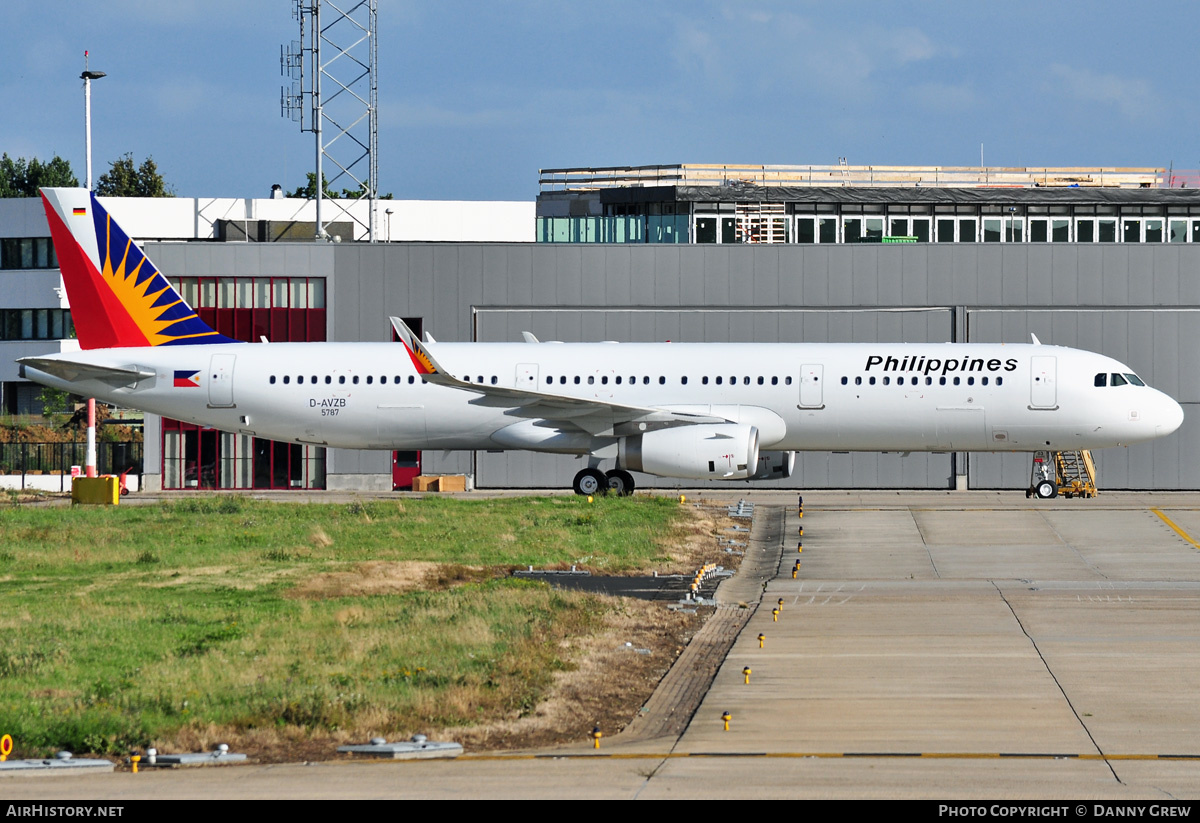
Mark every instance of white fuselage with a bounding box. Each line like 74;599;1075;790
21;341;1185;455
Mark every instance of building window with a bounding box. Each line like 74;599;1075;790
0;237;57;270
0;309;74;341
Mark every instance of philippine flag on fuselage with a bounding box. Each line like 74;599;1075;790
173;370;201;388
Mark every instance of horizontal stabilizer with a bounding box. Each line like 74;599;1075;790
19;356;155;386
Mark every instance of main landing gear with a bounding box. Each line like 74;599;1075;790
572;468;636;497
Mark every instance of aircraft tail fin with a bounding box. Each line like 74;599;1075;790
39;188;238;349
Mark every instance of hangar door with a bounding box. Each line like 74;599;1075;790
473;307;956;490
967;309;1200;490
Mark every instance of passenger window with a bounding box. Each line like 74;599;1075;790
981;377;988;386
702;376;709;385
841;376;848;385
560;376;566;384
283;375;290;384
491;376;497;385
939;377;946;385
574;376;580;384
366;376;372;384
352;376;359;384
953;377;960;385
785;377;792;385
883;376;890;386
896;376;904;386
869;377;876;385
967;377;974;385
588;376;594;385
996;377;1003;386
716;377;723;385
339;376;346;384
616;376;622;384
771;377;778;385
757;376;764;385
297;376;304;384
1111;373;1128;386
408;376;414;384
601;376;608;385
855;376;862;385
681;376;687;385
643;376;649;384
546;376;552;385
729;376;735;385
660;376;666;385
1095;373;1107;387
270;375;276;384
925;377;932;385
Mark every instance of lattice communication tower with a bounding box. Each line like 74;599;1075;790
281;0;378;241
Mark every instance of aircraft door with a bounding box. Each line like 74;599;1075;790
208;353;236;408
1030;356;1057;408
799;364;824;409
516;363;539;390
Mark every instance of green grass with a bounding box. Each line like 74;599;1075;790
0;495;689;757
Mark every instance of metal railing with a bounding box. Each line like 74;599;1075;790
0;441;143;489
539;163;1166;191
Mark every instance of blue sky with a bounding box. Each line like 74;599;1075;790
3;1;1198;201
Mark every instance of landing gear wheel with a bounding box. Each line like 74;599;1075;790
573;468;607;496
605;469;635;496
1035;480;1059;499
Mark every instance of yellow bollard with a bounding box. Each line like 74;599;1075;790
772;608;779;622
587;495;593;504
758;633;765;648
679;495;686;504
131;754;140;774
797;542;803;553
777;597;784;612
591;726;602;749
722;711;731;731
0;734;11;762
743;666;751;684
798;526;803;537
792;567;797;579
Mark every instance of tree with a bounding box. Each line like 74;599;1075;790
0;154;79;197
287;171;391;199
95;154;173;197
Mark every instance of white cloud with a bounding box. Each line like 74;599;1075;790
1048;63;1159;120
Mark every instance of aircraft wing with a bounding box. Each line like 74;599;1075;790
19;356;156;387
390;317;728;435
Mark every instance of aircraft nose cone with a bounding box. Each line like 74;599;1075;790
1157;394;1185;437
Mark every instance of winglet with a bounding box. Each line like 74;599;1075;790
1031;333;1042;345
521;331;539;343
390;316;450;378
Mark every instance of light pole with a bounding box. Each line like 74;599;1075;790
81;52;105;477
81;52;105;190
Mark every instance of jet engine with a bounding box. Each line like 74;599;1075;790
748;450;796;480
620;424;759;480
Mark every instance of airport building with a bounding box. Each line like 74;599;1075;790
3;163;1199;491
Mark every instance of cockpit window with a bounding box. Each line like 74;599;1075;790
1110;373;1128;387
1126;373;1146;386
1095;373;1107;387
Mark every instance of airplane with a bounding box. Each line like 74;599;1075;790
18;188;1185;498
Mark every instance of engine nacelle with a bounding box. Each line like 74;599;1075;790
749;450;796;480
620;424;759;480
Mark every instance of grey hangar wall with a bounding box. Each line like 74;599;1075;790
147;240;1200;491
